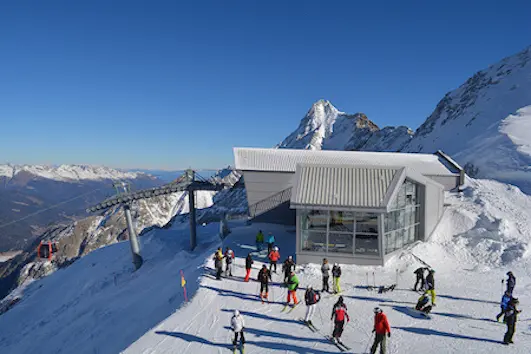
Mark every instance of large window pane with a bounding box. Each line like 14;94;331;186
355;234;379;255
329;211;354;232
356;213;378;234
395;229;404;249
329;232;353;254
396;183;406;209
305;210;328;230
385;231;396;254
301;229;327;252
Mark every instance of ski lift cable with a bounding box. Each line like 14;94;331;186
0;187;103;230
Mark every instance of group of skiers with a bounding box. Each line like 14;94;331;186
225;232;522;352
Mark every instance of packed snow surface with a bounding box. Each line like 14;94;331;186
0;164;147;181
1;179;531;353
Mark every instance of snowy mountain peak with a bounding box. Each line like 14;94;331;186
0;164;150;182
277;100;412;152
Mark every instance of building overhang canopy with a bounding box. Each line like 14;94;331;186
290;164;444;212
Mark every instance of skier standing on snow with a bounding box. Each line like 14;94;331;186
283;256;296;284
286;271;299;306
321;258;330;293
230;309;245;350
244;253;253;282
503;297;521;345
425;269;436;305
213;247;224;280
257;264;272;302
413;267;427;291
267;232;276;254
332;263;342;294
256;230;264;251
330;296;349;344
496;290;512;322
371;307;391;354
268;246;280;273
224;247;235;277
505;271;516;295
304;285;321;325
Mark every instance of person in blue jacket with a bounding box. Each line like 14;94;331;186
267;232;276;253
496;291;512;322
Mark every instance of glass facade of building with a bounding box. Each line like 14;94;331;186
300;210;379;256
299;179;422;257
384;179;421;254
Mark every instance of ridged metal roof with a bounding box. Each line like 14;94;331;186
233;147;456;176
291;165;403;209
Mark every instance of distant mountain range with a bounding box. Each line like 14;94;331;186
278;45;531;194
0;165;161;251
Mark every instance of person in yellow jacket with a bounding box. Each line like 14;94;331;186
256;230;264;251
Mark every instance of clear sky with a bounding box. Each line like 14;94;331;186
1;1;529;170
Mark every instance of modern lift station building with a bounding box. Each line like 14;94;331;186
234;147;464;266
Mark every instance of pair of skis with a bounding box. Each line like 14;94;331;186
281;302;300;313
325;335;351;352
299;319;319;332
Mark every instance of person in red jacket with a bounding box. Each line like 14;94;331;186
268;246;280;273
330;296;350;344
371;307;391;354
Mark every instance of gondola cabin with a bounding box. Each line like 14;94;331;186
37;241;58;261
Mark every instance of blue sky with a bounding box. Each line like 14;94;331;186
1;1;529;170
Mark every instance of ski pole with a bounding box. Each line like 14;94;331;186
366;272;369;289
364;332;374;353
501;279;504;294
373;271;376;287
395;269;398;286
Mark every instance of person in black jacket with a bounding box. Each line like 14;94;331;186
506;271;516;295
413;267;428;291
244;253;253;282
503;297;521;345
257;264;272;301
304;286;321;325
332;263;342;294
282;256;296;284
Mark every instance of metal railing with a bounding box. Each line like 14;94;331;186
249;187;292;218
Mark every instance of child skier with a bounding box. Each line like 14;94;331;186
413;267;427;291
503;297;521;345
255;230;264;251
371;307;391;354
321;258;330;293
224;247;235;277
415;293;433;315
496;291;512;322
257;264;272;302
304;285;321;325
425;269;436;305
283;256;296;284
286;271;299;306
244;253;253;282
230;309;245;351
332;263;342;294
330;296;349;344
268;246;280;273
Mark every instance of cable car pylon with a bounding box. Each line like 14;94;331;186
86;169;225;270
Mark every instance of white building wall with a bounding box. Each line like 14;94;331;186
426;174;461;191
241;171;295;207
424;182;444;241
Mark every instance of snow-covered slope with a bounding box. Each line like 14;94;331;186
277;100;413;152
403;46;531;192
0;164;148;181
1;178;530;354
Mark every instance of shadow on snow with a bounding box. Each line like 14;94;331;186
202;285;285;305
395;327;502;344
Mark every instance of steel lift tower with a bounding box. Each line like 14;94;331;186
86;169;224;270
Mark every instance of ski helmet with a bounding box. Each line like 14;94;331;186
274;246;279;251
334;263;338;267
373;307;382;313
234;309;240;316
308;285;313;290
338;296;344;303
507;271;513;276
262;264;267;268
288;255;292;260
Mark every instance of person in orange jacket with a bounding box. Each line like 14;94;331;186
268;246;280;273
371;307;391;354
